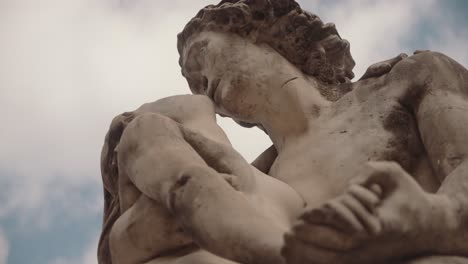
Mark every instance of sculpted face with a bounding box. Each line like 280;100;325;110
182;31;316;124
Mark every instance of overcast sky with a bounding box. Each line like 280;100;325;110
0;0;467;263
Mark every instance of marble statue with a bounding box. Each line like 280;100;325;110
98;0;468;263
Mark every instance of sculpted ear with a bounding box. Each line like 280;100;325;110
359;53;408;80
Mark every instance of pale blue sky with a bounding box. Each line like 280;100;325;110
0;0;467;263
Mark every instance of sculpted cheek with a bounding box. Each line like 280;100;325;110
219;75;257;120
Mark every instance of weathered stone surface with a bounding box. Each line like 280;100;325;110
99;1;468;263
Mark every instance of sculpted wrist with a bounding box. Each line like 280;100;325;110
426;194;462;255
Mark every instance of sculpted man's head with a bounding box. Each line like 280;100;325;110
177;0;356;124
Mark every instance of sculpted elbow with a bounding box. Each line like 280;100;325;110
168;165;219;214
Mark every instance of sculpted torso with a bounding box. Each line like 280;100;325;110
271;73;438;207
181;31;454;207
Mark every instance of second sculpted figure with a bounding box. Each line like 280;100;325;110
99;0;468;263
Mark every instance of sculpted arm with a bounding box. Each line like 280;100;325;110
408;52;468;255
117;112;286;264
282;52;468;264
341;52;468;259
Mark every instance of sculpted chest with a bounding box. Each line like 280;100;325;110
269;90;426;206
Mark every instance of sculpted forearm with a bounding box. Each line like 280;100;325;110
117;113;286;264
117;112;215;206
431;160;468;256
171;165;286;264
409;52;468;257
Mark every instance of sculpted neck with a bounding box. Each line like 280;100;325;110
259;76;332;152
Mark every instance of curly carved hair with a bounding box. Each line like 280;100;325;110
177;0;355;85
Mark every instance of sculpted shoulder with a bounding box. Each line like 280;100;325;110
387;51;467;90
354;51;468;106
102;95;216;167
136;94;216;123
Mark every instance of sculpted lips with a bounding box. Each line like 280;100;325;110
207;78;221;103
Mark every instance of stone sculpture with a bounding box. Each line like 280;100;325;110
98;0;468;263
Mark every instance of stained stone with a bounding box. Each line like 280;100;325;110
99;1;468;263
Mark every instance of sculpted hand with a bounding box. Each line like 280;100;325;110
360;53;408;80
282;161;442;264
282;183;381;264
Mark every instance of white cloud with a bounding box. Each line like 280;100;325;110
0;0;268;184
0;0;466;263
0;229;9;264
0;0;271;225
0;0;466;253
0;175;103;230
49;236;98;264
426;19;468;68
300;0;441;78
80;238;99;264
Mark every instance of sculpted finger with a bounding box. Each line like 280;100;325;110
369;183;383;197
376;63;392;73
327;200;365;232
352;162;401;198
292;221;354;250
300;207;328;225
386;53;408;67
282;234;341;264
301;205;351;233
341;194;382;235
366;161;421;193
348;184;380;211
359;53;408;80
371;63;391;74
360;62;390;80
